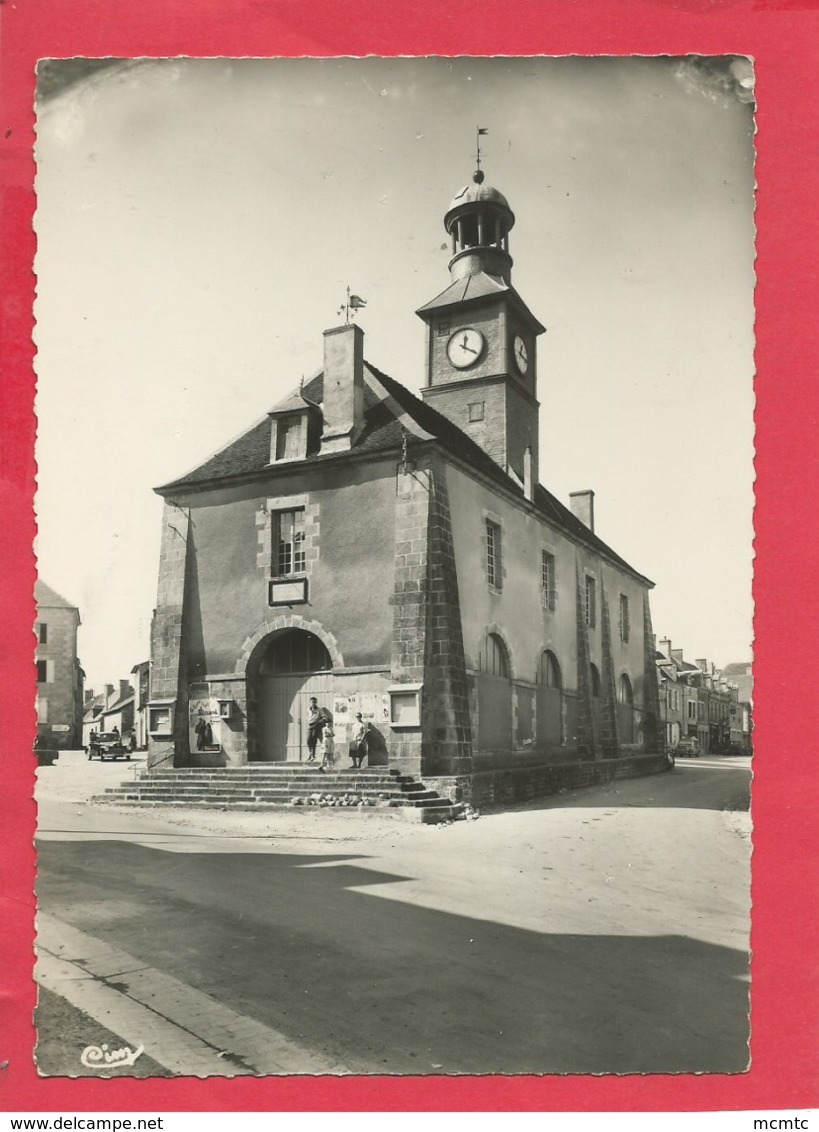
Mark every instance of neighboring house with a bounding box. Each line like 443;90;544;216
722;661;753;707
98;680;135;738
131;660;150;749
81;688;106;747
147;164;664;804
657;640;752;756
35;580;83;749
656;640;683;751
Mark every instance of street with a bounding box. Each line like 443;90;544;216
35;755;751;1076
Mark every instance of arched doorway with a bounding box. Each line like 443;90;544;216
617;673;635;743
536;649;563;747
252;629;333;762
477;632;512;752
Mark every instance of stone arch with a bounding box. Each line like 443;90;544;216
236;614;344;676
476;622;516;680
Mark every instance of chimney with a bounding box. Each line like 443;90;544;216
119;679;131;701
523;447;534;503
321;324;364;454
569;490;595;532
658;638;672;659
84;688;95;705
695;659;708;673
105;683;114;707
670;649;684;665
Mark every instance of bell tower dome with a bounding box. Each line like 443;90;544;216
416;164;545;487
444;169;516;285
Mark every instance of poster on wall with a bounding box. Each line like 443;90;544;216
189;693;222;753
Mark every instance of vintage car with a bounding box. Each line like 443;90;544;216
675;736;702;758
87;732;132;761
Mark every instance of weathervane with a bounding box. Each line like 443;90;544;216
338;286;367;325
475;126;488;183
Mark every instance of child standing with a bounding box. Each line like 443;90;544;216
318;724;336;773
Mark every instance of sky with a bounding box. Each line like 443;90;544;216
33;56;756;691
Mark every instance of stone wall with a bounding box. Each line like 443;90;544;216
469;752;673;808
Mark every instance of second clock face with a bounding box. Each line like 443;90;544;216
447;328;485;369
513;334;529;374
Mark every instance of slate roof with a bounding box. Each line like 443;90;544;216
415;271;546;332
35;579;78;610
157;364;651;584
102;693;135;715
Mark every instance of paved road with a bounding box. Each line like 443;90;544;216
35;757;751;1076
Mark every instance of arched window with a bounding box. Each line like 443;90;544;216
538;650;561;689
618;673;634;706
589;663;601;698
478;633;509;678
257;629;332;676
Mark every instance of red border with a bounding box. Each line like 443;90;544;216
2;0;818;1113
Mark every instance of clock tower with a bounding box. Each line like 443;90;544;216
417;167;545;486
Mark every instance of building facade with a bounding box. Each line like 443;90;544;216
35;580;83;750
147;168;665;802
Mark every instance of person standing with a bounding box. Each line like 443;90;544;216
348;712;369;769
318;724;336;774
306;698;322;763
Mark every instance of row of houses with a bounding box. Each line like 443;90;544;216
656;639;752;755
81;660;150;748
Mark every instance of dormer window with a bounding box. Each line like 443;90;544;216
273;412;307;462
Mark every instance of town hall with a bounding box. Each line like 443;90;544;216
146;158;666;806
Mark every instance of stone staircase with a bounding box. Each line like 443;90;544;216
93;764;462;824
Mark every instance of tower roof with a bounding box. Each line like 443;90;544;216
446;180;512;216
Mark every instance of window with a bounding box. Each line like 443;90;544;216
274;509;306;576
468;401;485;422
585;575;596;627
619;594;630;642
437;319;451;337
486;520;501;589
37;696;48;723
37;660;48;683
541;550;556;610
687;699;697;721
275;414;305;462
478;632;509;677
539;650;561;688
38;623;48;644
618;674;633;706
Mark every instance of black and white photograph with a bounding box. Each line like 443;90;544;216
32;56;755;1077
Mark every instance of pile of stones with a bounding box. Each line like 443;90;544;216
290;791;388;808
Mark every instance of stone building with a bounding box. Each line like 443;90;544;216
147;167;666;803
35;579;83;750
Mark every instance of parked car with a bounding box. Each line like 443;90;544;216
675;736;701;758
87;732;131;761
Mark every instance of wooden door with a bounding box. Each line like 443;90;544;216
259;672;333;762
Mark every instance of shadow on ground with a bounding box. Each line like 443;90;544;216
37;840;750;1077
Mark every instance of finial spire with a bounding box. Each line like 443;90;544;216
474;127;488;183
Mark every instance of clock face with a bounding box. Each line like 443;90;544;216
513;335;529;374
446;328;485;369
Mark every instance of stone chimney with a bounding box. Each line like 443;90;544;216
658;638;672;659
84;688;95;705
670;649;684;665
321;324;364;454
105;683;114;707
119;679;131;701
695;659;708;673
569;490;595;532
